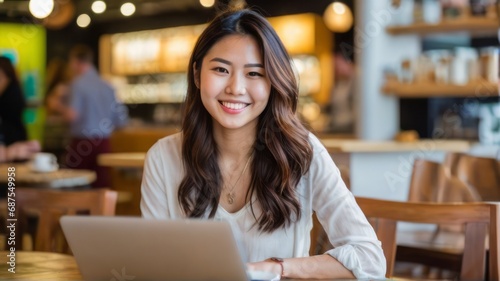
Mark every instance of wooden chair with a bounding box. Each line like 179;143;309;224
408;158;481;204
310;212;330;256
356;197;500;281
14;188;117;253
447;153;500;201
396;158;482;277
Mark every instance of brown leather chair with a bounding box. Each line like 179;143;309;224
14;188;117;253
357;197;500;281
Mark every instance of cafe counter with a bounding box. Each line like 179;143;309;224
107;127;474;216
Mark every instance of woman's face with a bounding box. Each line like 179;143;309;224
198;35;271;131
0;68;10;95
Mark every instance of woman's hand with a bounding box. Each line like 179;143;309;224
246;260;282;276
247;255;355;279
5;140;41;162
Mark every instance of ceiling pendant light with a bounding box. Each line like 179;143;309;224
76;14;91;28
199;0;215;8
91;1;107;14
120;2;136;17
323;1;353;33
29;0;54;19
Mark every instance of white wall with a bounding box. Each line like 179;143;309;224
350;151;446;201
354;0;421;140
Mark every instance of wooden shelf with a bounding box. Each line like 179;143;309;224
386;17;499;36
382;81;499;98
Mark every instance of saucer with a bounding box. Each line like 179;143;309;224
30;165;59;173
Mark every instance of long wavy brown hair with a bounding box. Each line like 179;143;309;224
179;9;312;232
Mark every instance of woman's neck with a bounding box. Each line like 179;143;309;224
213;122;256;161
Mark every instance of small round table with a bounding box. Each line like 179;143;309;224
0;163;96;189
0;251;82;280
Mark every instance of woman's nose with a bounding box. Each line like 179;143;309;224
225;73;246;95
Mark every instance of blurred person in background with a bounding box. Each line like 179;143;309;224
43;57;72;163
61;44;128;188
0;56;27;146
0;56;40;198
325;52;355;133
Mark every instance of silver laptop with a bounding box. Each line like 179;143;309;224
60;216;250;281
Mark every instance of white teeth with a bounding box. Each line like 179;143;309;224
221;102;247;110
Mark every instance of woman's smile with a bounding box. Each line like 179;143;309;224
219;100;251;113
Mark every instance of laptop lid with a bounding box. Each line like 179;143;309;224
60;216;249;281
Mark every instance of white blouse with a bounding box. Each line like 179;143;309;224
140;133;386;279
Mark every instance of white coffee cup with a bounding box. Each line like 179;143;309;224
30;152;59;173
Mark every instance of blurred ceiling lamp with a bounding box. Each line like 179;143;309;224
76;14;91;28
43;0;75;29
120;2;136;17
91;1;106;14
29;0;54;19
199;0;215;8
323;1;353;33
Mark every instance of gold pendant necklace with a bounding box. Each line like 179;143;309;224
224;155;252;205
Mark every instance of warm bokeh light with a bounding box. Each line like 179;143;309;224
76;14;91;28
323;2;353;33
333;2;346;14
120;2;136;17
199;0;215;8
91;1;106;14
29;0;54;19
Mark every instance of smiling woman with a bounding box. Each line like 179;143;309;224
140;8;386;280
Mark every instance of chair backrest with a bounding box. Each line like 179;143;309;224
407;159;443;202
15;188;118;253
356;197;500;281
452;154;500;201
408;158;481;203
408;159;482;202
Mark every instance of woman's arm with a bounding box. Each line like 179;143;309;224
247;254;354;279
248;135;385;279
305;136;386;279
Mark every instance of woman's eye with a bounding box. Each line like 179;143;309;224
213;67;228;74
248;72;263;77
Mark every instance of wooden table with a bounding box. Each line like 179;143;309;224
0;163;96;188
0;251;382;280
0;251;82;280
98;152;146;168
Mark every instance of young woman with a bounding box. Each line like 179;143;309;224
141;9;385;279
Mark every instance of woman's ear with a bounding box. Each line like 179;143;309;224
193;62;200;89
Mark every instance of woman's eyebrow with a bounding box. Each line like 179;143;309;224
210;57;231;65
210;57;264;68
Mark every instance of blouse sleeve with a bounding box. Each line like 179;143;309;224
140;141;170;219
308;135;386;279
